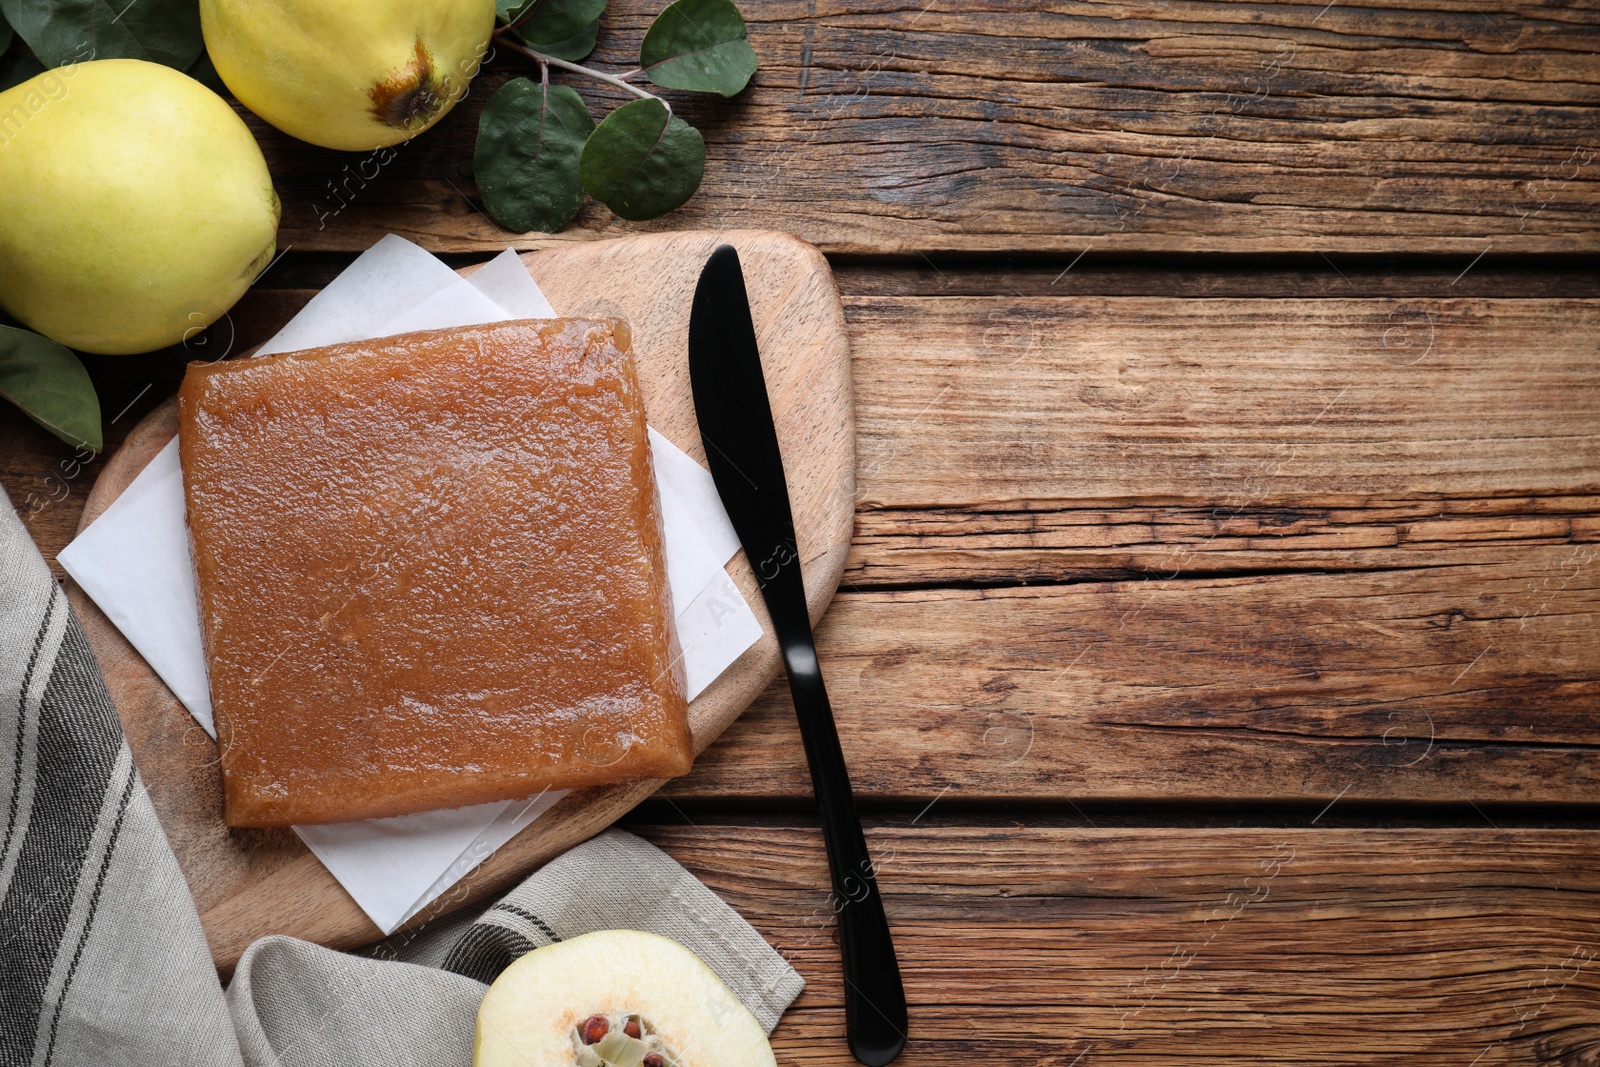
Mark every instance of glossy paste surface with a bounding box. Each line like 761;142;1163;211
178;319;690;827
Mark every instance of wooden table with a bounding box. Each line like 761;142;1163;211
5;2;1599;1061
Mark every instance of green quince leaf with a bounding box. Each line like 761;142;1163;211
476;77;595;232
0;325;101;451
515;16;599;62
504;0;606;48
579;97;704;221
0;47;43;91
0;0;203;71
640;0;757;97
0;8;14;53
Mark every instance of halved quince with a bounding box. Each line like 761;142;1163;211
475;930;776;1067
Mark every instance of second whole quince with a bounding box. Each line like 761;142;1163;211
200;0;497;152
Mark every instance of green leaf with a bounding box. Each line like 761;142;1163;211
0;0;203;70
515;16;598;62
0;8;14;53
0;326;101;452
475;78;594;233
0;47;42;91
186;47;228;96
504;0;605;47
579;97;704;221
640;0;757;97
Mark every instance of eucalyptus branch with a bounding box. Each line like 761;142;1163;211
498;39;666;109
475;0;756;231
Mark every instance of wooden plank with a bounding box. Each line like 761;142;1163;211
628;822;1600;1065
255;0;1600;255
849;296;1600;508
830;257;1600;300
841;292;1600;583
848;496;1600;585
667;551;1600;804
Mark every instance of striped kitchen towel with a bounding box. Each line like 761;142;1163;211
0;491;801;1067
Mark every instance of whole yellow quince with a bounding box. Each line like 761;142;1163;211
201;0;497;151
0;60;279;355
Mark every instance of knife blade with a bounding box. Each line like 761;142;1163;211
688;244;908;1066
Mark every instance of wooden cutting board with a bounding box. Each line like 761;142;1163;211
64;230;855;972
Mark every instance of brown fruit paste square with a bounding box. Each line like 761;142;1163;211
178;318;691;827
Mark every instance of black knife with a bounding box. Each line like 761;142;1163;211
688;245;908;1066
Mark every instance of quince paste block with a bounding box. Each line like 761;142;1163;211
178;319;691;828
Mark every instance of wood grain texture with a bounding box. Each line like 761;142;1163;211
661;292;1600;807
848;496;1600;586
668;551;1600;804
630;822;1600;1066
61;231;855;969
840;293;1600;588
828;258;1600;301
848;296;1600;508
254;0;1600;255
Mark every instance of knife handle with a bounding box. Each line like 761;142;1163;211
780;638;908;1066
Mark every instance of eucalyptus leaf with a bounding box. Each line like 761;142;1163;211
0;326;101;451
0;47;42;91
475;78;594;232
515;16;598;62
579;97;704;221
504;0;606;47
0;0;203;70
640;0;756;97
185;47;228;96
